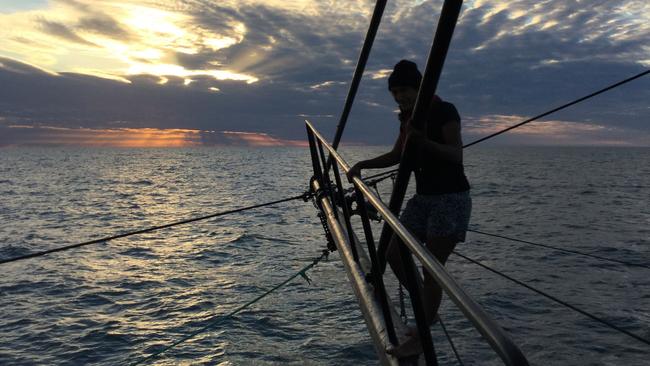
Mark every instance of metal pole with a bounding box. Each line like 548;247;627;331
331;159;360;262
306;126;324;184
377;1;465;363
376;153;413;272
306;120;529;365
398;240;438;365
326;0;387;168
377;0;464;263
312;178;402;366
317;139;339;219
354;187;399;345
411;0;464;130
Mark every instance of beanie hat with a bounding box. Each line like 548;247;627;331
388;59;422;90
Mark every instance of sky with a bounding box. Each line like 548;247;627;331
0;0;648;147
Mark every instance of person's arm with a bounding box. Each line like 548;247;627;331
407;119;463;164
347;131;404;180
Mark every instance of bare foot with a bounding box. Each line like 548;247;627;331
386;334;423;358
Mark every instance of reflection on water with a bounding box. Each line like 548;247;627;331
0;146;649;365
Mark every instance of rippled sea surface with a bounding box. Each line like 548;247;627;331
0;146;648;366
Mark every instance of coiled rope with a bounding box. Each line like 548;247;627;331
129;249;329;366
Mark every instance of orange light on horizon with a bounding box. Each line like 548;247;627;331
220;131;308;147
4;125;307;147
104;128;202;147
6;126;202;148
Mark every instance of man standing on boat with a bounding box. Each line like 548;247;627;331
347;59;471;357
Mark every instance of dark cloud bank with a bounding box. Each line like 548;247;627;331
1;1;648;146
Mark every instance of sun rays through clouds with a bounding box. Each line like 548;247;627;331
0;0;649;146
0;0;256;87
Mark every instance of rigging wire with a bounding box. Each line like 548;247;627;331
2;12;645;366
439;317;464;366
4;60;646;366
452;250;650;348
361;169;400;182
1;171;387;267
129;250;329;366
463;69;649;148
354;68;650;179
8;71;646;267
0;193;310;266
468;228;650;270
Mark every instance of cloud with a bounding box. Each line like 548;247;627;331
37;18;97;46
77;13;134;40
2;1;259;84
0;57;353;141
310;81;347;90
463;114;650;146
0;0;648;146
200;130;306;147
0;56;58;75
0;125;305;147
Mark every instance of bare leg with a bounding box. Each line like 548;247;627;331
386;235;409;286
385;235;424;357
421;236;457;326
388;236;457;358
387;234;456;324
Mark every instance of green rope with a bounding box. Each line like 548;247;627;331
129;250;329;366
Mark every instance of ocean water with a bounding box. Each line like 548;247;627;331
0;145;648;366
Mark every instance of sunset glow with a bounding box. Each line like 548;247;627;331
463;115;648;146
5;126;201;148
0;0;648;146
0;0;256;86
2;126;306;148
219;131;307;147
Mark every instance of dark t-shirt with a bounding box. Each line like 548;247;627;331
399;101;470;195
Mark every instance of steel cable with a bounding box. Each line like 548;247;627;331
463;69;649;148
0;193;309;265
128;250;329;366
354;69;650;180
469;228;650;270
439;317;464;366
2;172;386;267
453;250;650;347
10;70;646;266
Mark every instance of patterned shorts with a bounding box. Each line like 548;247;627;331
400;191;472;243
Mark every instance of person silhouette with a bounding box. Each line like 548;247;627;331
348;59;472;357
